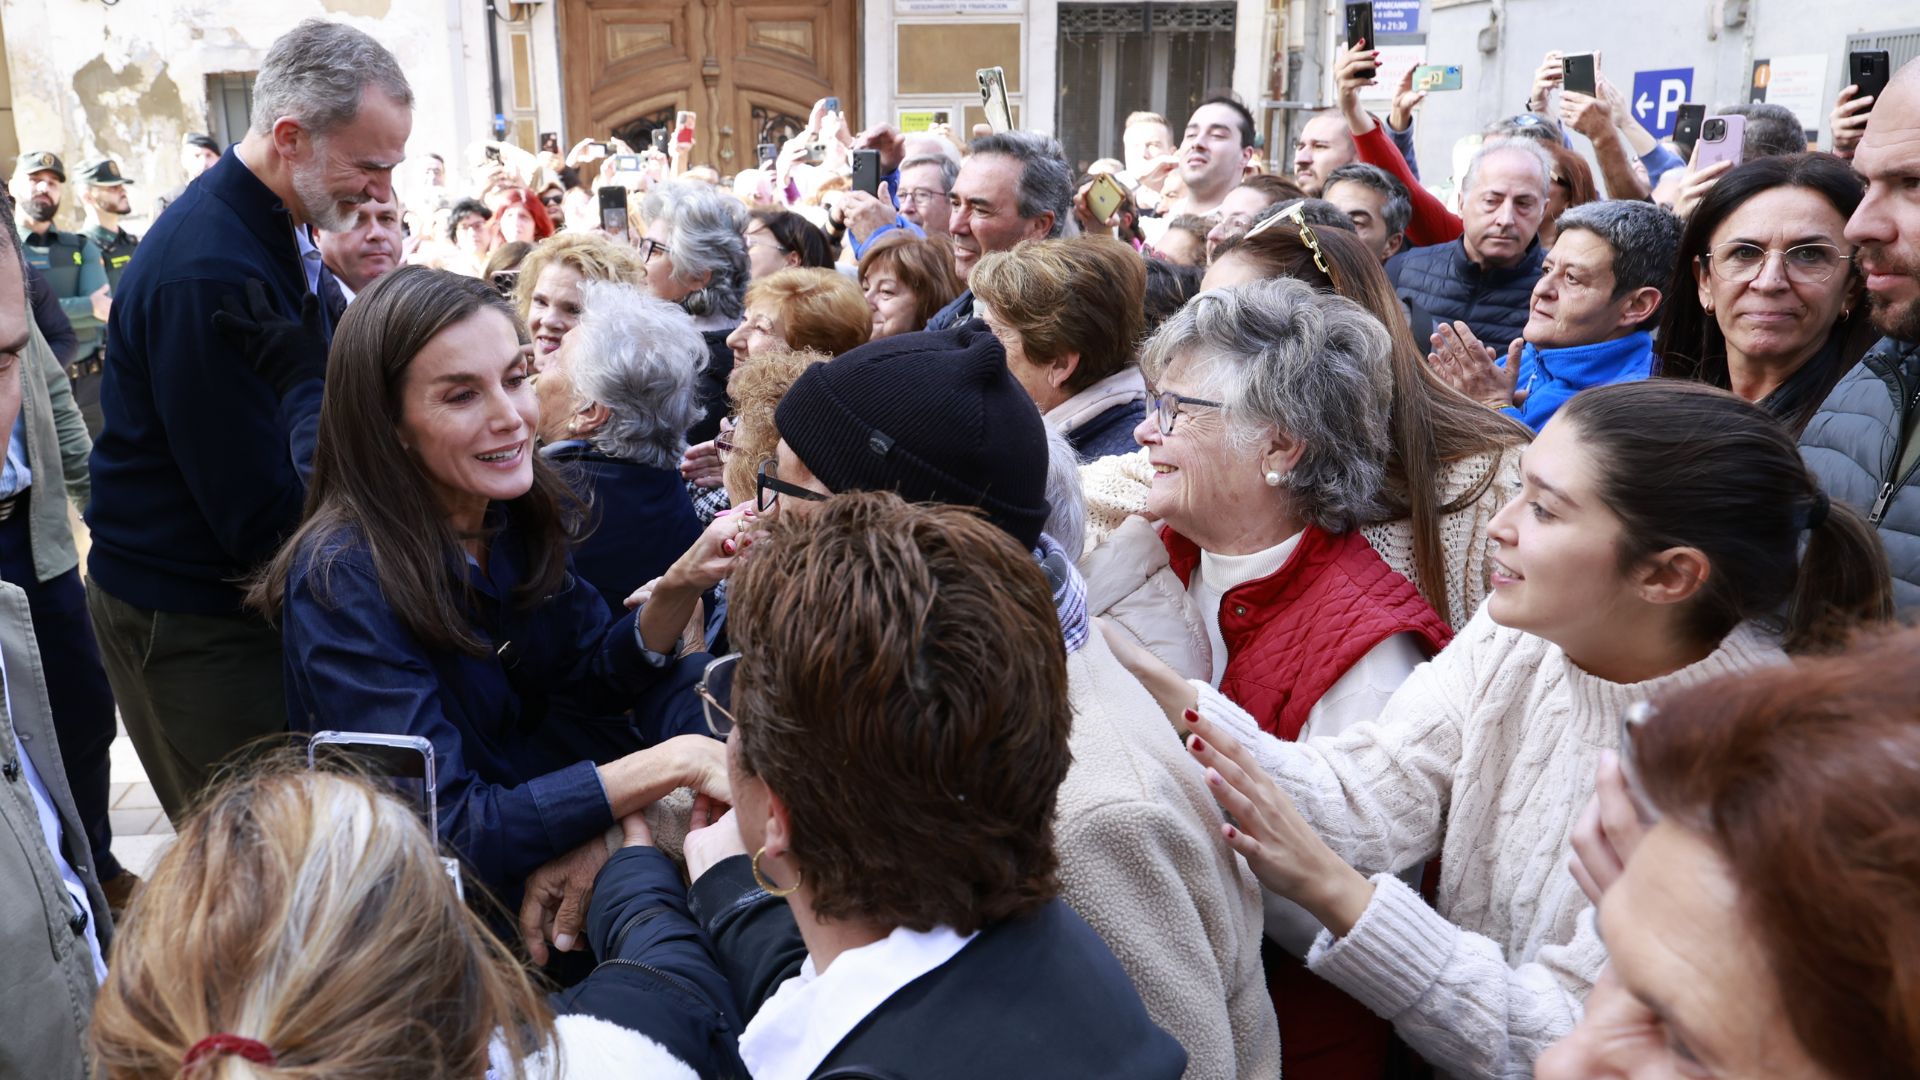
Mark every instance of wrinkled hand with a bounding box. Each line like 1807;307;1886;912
669;735;732;806
684;806;750;884
211;278;329;398
1334;42;1380;129
1568;750;1653;905
681;437;725;488
1672;157;1733;221
519;838;611;966
1185;710;1374;936
1388;64;1427;132
839;184;901;244
1559;90;1612;141
663;509;766;594
1428;322;1521;409
1831;84;1873;159
1529;51;1565;113
853;122;908;173
566;137;606;169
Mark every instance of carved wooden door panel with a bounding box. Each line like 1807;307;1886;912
561;0;859;174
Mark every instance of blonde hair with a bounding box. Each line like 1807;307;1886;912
723;346;832;502
90;767;555;1080
512;232;644;326
743;268;872;357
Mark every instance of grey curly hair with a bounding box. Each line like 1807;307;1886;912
640;181;749;320
1140;277;1394;532
567;280;708;468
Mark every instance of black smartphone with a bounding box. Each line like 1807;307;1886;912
598;185;630;238
482;144;503;163
490;269;519;297
539;131;559;154
1345;2;1375;78
1562;53;1598;97
1851;50;1891;110
757;142;778;166
1672;103;1706;154
651;129;669;153
852;149;880;196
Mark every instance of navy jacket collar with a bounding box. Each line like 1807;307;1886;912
200;148;303;265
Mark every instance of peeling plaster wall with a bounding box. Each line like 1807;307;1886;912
2;0;496;229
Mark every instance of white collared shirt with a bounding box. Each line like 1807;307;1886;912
739;924;976;1080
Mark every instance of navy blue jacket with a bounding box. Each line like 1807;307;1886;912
544;442;703;613
86;150;326;613
1068;400;1146;461
688;855;1187;1079
925;290;975;333
554;846;748;1078
1387;237;1545;355
279;517;696;900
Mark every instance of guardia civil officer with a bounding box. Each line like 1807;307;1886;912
10;152;108;432
75;158;141;437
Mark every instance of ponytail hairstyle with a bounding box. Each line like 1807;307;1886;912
1557;381;1891;654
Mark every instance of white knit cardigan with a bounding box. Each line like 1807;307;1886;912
1192;604;1784;1079
1080;447;1523;628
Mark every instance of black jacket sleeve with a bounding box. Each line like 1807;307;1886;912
553;846;749;1079
687;853;809;1021
27;267;79;366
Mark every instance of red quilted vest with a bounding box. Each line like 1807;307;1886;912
1165;524;1452;741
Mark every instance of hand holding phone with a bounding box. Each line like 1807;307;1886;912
599;185;631;241
1086;173;1130;224
1692;114;1746;172
1849;50;1891;112
851;149;881;196
1345;3;1376;80
1562;53;1598;97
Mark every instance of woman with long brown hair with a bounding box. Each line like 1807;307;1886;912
247;267;731;919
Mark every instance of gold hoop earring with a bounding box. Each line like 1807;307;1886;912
752;846;801;897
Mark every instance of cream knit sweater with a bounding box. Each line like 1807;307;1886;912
1193;604;1783;1079
1081;447;1522;628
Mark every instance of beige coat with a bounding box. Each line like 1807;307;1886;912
1077;514;1211;681
1055;629;1278;1079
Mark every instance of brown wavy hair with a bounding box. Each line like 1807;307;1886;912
1633;627;1920;1076
1212;219;1529;616
90;767;554;1079
856;231;962;333
970;235;1147;394
248;267;581;656
722;346;830;503
728;492;1072;934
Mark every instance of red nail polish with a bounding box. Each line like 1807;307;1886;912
1223;824;1238;839
722;539;737;555
1190;735;1206;754
1183;708;1200;727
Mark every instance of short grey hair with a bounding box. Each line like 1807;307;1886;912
1717;103;1808;159
1042;425;1087;562
969;131;1074;239
641;181;750;319
249;19;412;137
1462;137;1554;199
899;154;959;193
568;280;708;468
1139;277;1393;532
1553;200;1682;329
1324;162;1411;242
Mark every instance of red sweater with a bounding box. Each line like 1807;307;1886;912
1355;124;1464;249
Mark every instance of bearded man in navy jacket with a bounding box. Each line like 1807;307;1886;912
83;18;412;820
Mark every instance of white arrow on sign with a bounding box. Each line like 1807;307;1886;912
1635;92;1654;119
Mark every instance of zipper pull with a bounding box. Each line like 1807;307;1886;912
1871;480;1896;524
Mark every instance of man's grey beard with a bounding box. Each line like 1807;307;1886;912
291;153;363;233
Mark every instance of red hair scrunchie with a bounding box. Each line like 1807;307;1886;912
182;1033;277;1070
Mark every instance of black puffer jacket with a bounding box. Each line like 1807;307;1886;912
1388;237;1545;352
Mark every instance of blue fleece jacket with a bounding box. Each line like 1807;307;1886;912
1502;330;1655;432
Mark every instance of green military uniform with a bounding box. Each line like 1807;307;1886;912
14;152;108;360
77;158;140;295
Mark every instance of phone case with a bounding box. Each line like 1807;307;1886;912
1693;115;1746;171
852;150;880;195
1851;51;1891;103
1563;54;1597;97
1088;176;1127;222
1346;3;1375;77
978;67;1013;132
1672;104;1705;146
1413;65;1462;91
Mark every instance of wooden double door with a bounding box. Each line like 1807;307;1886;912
560;0;860;174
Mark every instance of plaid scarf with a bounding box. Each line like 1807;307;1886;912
1037;533;1090;655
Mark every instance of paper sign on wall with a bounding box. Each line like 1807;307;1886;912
1749;54;1829;141
1357;45;1427;103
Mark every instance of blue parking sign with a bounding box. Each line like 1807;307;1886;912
1631;68;1694;138
1373;0;1421;34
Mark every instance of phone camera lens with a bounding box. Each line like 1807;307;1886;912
1702;119;1725;139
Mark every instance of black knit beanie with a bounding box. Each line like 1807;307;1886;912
774;320;1051;549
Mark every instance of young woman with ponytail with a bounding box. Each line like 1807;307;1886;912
1109;379;1892;1080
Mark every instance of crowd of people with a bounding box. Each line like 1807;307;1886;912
6;13;1920;1080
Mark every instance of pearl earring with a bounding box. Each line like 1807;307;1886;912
1265;470;1284;486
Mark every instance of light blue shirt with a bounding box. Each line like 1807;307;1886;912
296;224;323;296
8;649;106;983
0;416;31;499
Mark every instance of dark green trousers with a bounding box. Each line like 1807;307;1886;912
85;579;289;822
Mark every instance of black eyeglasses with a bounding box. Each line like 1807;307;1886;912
697;653;739;737
1145;389;1223;436
756;458;828;512
636;237;672;262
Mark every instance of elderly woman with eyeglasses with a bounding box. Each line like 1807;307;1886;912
639;181;751;443
534;280;706;613
1655;152;1874;435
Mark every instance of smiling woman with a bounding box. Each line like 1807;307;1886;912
246;267;733;934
